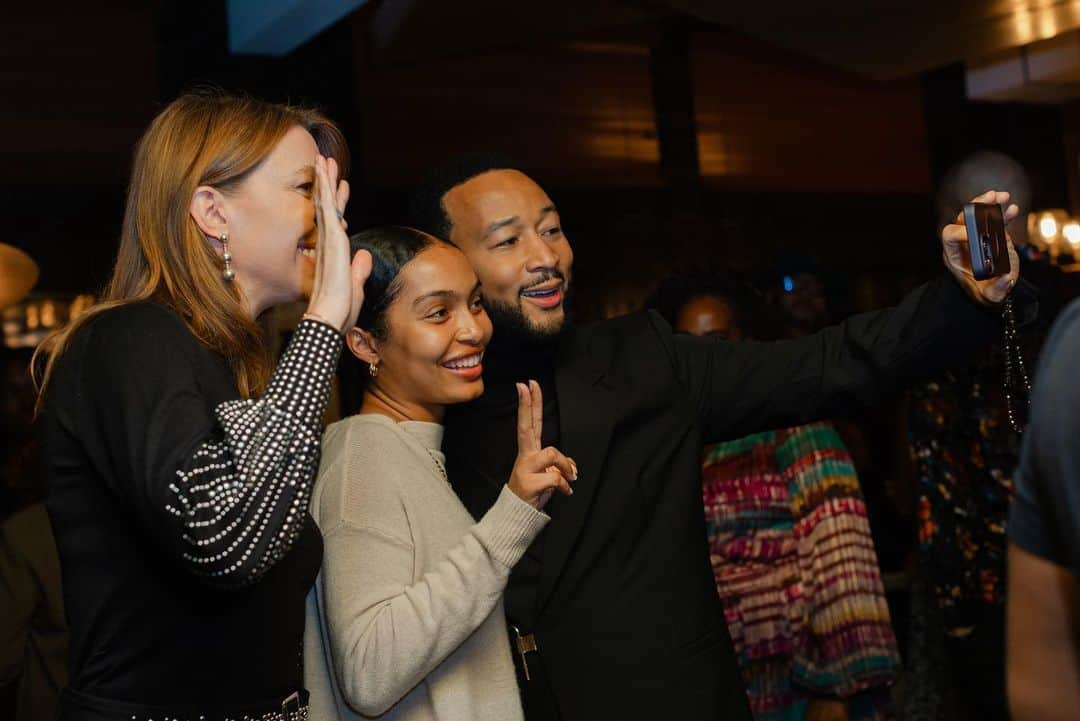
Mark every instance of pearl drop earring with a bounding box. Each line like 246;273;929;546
220;233;234;281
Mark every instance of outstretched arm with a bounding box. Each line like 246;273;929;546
669;272;1031;442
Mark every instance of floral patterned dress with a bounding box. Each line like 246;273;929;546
903;350;1026;721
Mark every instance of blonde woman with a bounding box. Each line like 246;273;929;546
34;91;370;721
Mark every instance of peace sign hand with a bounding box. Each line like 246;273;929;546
508;380;577;510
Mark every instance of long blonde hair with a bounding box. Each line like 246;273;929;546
34;90;348;409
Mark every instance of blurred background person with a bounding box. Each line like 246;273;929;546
652;269;902;721
900;151;1042;721
763;262;913;613
0;451;67;721
1005;298;1080;721
765;261;829;340
0;244;68;721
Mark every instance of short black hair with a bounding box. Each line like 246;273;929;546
349;226;450;339
407;153;519;240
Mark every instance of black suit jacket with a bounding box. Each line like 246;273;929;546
444;274;1026;721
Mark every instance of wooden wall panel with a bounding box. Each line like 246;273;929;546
691;32;932;193
355;25;933;193
670;0;1080;79
354;31;662;188
0;7;935;196
0;7;159;180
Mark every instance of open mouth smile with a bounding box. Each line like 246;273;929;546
442;351;485;381
521;281;564;309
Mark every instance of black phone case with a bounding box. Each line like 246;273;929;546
963;203;1010;281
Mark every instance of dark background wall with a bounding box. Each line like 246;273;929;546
1;2;1073;320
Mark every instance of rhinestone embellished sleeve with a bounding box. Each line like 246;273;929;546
165;319;341;586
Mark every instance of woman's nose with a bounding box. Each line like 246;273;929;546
457;315;484;344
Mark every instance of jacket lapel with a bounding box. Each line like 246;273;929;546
536;328;616;615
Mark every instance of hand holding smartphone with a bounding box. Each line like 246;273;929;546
963;202;1011;280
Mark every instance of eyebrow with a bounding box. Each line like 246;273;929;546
411;282;482;308
481;205;558;241
481;216;518;241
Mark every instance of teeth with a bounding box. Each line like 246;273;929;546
522;287;558;297
444;354;482;370
298;247;316;258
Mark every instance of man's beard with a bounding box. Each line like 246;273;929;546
484;291;570;350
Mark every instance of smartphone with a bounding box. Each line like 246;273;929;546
963;202;1010;280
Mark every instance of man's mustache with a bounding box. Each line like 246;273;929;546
520;269;566;292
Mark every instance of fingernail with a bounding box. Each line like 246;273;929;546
571;461;579;481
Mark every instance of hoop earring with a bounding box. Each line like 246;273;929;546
220;233;235;281
369;362;379;378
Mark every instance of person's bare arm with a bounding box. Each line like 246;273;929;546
1007;543;1080;721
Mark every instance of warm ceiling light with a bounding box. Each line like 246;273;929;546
1014;7;1034;42
1040;214;1059;239
1039;10;1058;40
1064;221;1080;246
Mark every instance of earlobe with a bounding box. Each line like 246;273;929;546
190;185;228;240
346;327;380;366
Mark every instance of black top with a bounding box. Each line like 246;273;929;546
40;303;340;713
1010;297;1080;576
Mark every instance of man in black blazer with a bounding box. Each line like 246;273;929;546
409;158;1027;721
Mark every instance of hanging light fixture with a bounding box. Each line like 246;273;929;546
0;244;39;312
1026;208;1080;269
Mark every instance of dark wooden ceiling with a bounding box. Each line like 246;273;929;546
369;0;1080;78
668;0;1080;78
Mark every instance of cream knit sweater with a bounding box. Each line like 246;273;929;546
304;413;549;721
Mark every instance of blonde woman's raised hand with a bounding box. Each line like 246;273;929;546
307;154;371;333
